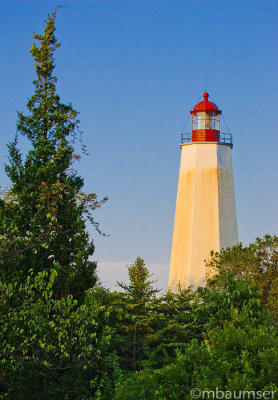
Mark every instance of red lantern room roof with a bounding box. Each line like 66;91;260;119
190;92;222;115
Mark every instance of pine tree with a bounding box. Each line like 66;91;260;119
114;257;159;371
0;9;106;300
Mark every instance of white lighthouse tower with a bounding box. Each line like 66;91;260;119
168;92;238;291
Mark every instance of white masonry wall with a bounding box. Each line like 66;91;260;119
168;142;238;291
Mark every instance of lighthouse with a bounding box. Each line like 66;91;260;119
168;92;238;290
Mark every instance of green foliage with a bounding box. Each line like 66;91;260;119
0;270;119;400
115;254;277;399
141;286;202;369
268;278;278;322
0;10;115;399
112;257;159;371
117;257;159;301
141;273;268;370
206;235;278;319
0;9;106;300
195;273;270;331
92;253;272;376
115;310;278;400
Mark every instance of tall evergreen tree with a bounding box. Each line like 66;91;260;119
114;257;159;371
0;9;106;299
0;11;118;399
142;286;202;369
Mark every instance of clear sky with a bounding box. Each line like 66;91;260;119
0;0;277;291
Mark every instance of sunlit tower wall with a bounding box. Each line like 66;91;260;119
168;92;238;291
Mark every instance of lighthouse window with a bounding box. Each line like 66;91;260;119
196;112;213;130
215;114;220;131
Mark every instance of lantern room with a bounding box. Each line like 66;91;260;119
190;92;222;142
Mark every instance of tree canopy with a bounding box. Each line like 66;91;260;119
0;9;106;300
0;10;116;400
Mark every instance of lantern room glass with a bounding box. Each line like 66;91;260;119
192;112;220;131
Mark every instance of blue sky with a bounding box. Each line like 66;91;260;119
0;0;277;290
